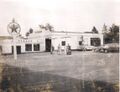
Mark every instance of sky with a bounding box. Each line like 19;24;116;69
0;0;120;36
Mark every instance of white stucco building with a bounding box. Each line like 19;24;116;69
0;29;103;54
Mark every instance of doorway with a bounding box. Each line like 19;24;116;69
17;46;21;54
12;46;21;54
45;39;51;52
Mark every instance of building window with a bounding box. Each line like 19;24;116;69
62;41;66;46
25;44;32;51
34;44;40;51
91;38;101;46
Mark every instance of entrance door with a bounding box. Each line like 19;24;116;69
45;39;51;52
12;46;21;54
17;46;21;54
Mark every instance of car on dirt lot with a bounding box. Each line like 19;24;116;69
94;43;119;53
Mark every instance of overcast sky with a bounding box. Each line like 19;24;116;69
0;0;120;36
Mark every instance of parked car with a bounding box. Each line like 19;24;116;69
84;45;95;51
94;43;119;53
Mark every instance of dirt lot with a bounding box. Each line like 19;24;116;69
0;51;119;92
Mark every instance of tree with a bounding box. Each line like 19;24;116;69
110;24;119;42
102;24;107;34
39;23;54;31
45;23;54;31
25;32;29;37
29;28;33;34
104;24;119;43
25;28;33;37
102;24;109;43
39;24;46;29
92;26;98;33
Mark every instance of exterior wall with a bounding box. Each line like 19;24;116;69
52;36;78;50
51;32;103;50
1;40;12;54
2;44;12;54
0;31;103;54
0;37;46;54
23;38;45;53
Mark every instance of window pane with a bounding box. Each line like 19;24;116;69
91;38;101;46
25;44;32;51
34;44;40;51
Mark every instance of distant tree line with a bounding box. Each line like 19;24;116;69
91;24;119;43
25;23;54;37
39;23;54;32
102;24;119;43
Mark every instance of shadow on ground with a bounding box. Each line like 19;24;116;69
0;64;119;92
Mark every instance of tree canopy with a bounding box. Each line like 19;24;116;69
25;28;33;37
25;32;29;37
29;28;33;33
39;23;54;31
103;24;119;43
92;26;98;33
